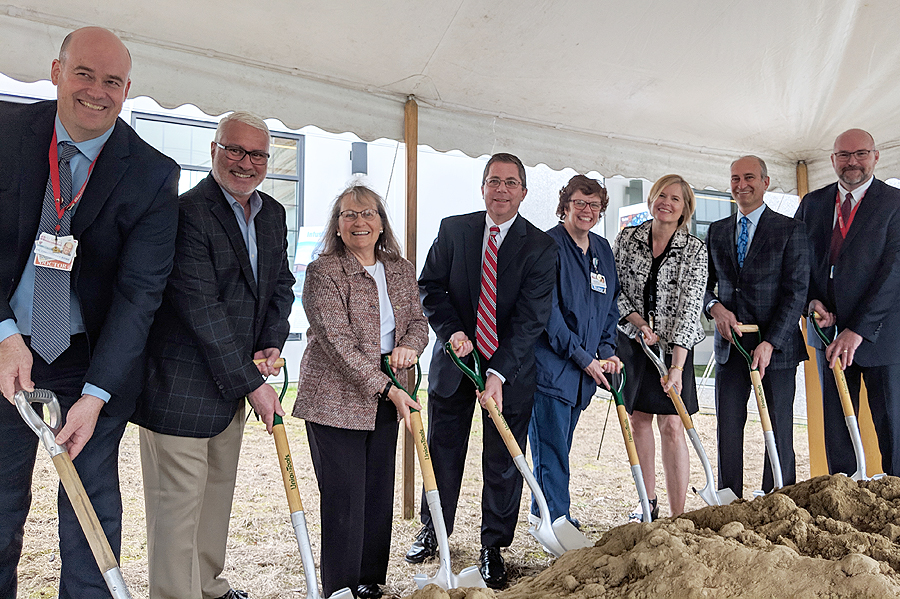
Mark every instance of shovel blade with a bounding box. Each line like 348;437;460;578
695;484;739;506
326;589;354;599
455;565;488;589
414;565;486;590
551;516;593;551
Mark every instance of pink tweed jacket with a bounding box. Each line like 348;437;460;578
293;250;429;430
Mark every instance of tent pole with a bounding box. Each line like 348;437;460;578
403;96;419;519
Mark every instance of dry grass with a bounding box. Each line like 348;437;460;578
17;388;809;598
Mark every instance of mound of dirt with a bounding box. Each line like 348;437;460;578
405;475;900;599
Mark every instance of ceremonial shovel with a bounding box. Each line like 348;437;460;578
15;389;132;599
445;343;593;557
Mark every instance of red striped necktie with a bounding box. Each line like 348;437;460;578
476;226;500;359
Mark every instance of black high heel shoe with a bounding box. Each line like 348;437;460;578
628;496;659;522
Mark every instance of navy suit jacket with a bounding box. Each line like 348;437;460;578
0;100;179;416
133;173;295;437
704;206;810;368
796;178;900;366
419;211;557;401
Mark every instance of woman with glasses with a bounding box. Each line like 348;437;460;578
293;184;428;599
529;175;622;528
612;174;707;522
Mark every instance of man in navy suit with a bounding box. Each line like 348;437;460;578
796;129;900;477
133;111;294;599
0;27;179;597
704;156;809;497
407;153;556;588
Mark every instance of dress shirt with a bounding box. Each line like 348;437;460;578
834;176;874;226
222;188;262;284
734;202;766;249
482;213;517;384
363;261;396;354
1;116;114;401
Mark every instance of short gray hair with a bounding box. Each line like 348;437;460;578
216;111;270;145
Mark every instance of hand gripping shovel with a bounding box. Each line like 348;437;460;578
444;342;592;558
254;358;353;599
636;335;739;506
808;313;868;481
14;389;132;599
383;357;485;590
730;324;784;491
599;364;653;522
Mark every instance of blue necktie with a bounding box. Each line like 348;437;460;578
737;216;750;268
31;142;79;363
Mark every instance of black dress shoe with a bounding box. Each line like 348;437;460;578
215;590;249;599
405;526;437;564
356;584;383;599
479;546;507;589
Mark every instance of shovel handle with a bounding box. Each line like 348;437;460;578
253;357;285;368
749;370;774;432
410;411;438;491
52;452;119;574
483;396;524;459
273;423;304;513
615;404;641;467
665;383;697;433
733;324;759;333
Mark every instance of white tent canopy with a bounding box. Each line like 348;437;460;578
3;0;900;193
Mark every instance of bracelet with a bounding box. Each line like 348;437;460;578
380;380;393;401
670;364;684;372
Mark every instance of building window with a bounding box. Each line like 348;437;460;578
131;113;305;263
692;189;735;241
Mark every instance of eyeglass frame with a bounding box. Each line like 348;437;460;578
339;208;381;222
484;177;522;190
215;142;270;165
832;149;874;162
570;198;604;212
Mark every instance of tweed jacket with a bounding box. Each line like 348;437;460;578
293;250;429;430
613;219;707;351
133;173;295;437
704;206;809;368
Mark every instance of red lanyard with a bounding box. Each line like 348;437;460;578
835;189;863;239
48;129;100;231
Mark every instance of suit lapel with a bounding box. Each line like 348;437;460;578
840;180;879;256
741;207;771;271
253;194;281;305
206;176;259;298
723;213;739;275
496;214;525;280
465;213;485;315
19;112;54;261
72;118;128;237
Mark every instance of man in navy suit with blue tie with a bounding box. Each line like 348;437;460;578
705;156;809;497
0;27;179;597
796;129;900;477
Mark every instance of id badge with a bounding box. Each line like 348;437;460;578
590;272;607;293
33;233;77;271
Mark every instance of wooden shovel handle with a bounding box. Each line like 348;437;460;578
52;452;119;573
749;370;774;432
733;324;759;333
483;396;524;459
410;411;438;491
615;404;640;466
665;383;696;432
253;357;286;368
273;423;304;513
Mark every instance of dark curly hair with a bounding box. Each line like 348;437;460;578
555;175;608;220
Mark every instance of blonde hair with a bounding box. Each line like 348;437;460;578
647;174;695;230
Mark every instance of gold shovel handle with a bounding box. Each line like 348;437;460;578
253;357;286;368
483;396;524;459
273;423;304;513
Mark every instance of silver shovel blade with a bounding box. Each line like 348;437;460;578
326;589;354;599
550;516;592;551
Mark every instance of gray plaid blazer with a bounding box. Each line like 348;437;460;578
133;173;295;437
704;206;809;368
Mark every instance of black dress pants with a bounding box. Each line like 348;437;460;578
0;335;129;599
420;375;533;548
715;349;797;497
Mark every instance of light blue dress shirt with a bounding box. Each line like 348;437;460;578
734;202;766;250
0;116;114;401
221;188;262;284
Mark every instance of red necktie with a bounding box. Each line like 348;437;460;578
476;226;500;359
829;192;852;264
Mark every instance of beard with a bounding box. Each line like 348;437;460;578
838;165;869;187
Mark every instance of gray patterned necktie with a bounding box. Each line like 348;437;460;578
31;141;80;363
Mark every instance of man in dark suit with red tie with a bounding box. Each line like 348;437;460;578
796;128;900;477
132;111;294;599
704;156;809;497
407;153;556;587
0;27;179;598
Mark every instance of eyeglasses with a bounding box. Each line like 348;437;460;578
215;142;270;165
571;199;603;212
484;178;522;190
340;208;380;222
833;149;873;162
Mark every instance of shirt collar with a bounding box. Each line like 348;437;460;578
486;213;517;235
838;175;874;204
739;202;766;226
221;187;263;221
55;114;114;162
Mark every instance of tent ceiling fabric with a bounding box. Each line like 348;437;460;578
4;0;900;192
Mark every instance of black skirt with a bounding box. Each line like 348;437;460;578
617;329;699;416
